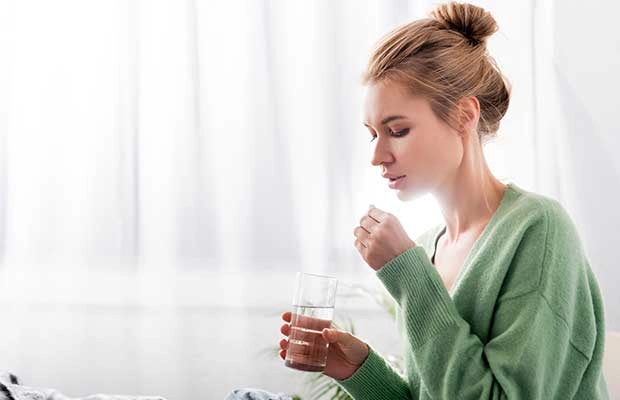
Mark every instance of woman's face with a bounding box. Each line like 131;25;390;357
363;80;464;201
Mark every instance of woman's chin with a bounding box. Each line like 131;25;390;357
395;186;424;202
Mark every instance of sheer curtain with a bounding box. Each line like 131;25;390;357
0;0;451;309
0;0;617;397
0;0;541;307
532;0;620;331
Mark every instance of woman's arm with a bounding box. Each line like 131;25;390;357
337;346;416;399
371;242;602;399
343;202;607;399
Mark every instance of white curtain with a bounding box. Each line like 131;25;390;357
0;0;617;397
532;0;620;331
0;0;454;309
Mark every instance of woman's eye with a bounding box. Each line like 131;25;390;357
369;128;408;142
390;128;410;137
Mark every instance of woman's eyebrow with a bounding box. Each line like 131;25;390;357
380;115;407;124
363;115;407;127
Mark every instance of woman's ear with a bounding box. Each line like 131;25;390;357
456;96;480;136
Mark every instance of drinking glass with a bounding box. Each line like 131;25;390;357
284;272;338;372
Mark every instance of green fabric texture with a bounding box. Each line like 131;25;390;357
337;183;609;399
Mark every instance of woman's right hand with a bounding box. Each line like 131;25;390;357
279;312;369;381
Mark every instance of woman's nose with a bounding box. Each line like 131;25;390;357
370;138;394;166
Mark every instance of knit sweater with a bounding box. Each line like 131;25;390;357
338;183;609;399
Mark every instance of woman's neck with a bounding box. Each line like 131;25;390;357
433;140;506;245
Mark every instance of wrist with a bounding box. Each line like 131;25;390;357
376;242;417;272
336;343;370;381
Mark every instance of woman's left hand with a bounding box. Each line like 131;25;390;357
353;205;417;271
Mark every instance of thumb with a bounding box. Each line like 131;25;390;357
322;328;350;344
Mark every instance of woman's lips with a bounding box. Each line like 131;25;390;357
388;175;406;189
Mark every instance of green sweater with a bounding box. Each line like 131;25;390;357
338;183;609;399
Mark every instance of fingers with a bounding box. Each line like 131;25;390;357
353;226;370;245
367;206;388;223
354;215;375;249
287;324;330;346
280;312;291;361
279;338;288;360
281;311;291;323
353;205;386;254
354;239;366;253
321;328;333;342
288;314;332;332
321;328;352;344
353;207;394;252
280;313;336;363
286;330;328;362
280;313;289;360
280;312;291;342
358;219;372;234
358;215;377;233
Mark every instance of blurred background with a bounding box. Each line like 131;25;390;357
0;0;618;399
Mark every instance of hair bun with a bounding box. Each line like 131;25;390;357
431;2;498;45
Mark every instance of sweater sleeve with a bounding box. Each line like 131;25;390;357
334;227;443;400
337;346;413;399
365;245;595;399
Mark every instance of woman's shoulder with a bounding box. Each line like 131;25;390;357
501;183;581;243
497;183;592;298
414;183;580;255
499;184;603;359
504;183;563;218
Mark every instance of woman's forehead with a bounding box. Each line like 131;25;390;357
363;82;427;124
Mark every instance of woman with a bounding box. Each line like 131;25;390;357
277;2;609;399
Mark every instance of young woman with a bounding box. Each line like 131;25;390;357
277;2;609;399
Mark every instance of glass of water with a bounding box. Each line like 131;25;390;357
285;272;338;372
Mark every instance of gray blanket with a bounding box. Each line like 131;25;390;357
0;372;166;400
0;373;292;400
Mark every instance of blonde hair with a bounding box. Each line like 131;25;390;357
363;2;511;143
